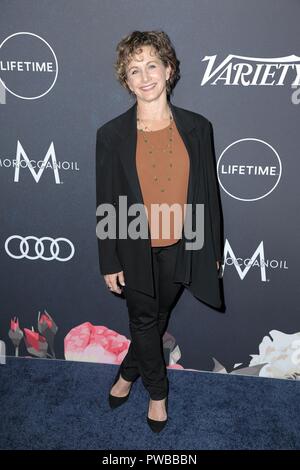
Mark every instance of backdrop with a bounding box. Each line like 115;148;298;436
1;0;299;380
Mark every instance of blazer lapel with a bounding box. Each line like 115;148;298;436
115;100;198;207
169;101;198;210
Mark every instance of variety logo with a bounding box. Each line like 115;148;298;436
201;54;300;86
0;32;58;102
5;236;75;261
222;240;288;281
217;138;282;201
0;141;79;183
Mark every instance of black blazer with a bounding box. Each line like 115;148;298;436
96;100;224;309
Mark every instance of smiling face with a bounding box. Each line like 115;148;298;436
125;45;172;103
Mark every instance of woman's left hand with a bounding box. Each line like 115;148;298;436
216;261;220;271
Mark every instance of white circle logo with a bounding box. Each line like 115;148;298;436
0;32;58;100
217;138;282;201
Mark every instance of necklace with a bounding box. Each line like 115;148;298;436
137;107;174;193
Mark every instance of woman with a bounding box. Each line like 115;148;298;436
95;30;224;433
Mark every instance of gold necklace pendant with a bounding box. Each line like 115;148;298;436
137;109;174;192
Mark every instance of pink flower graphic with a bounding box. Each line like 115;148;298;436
38;310;58;358
163;331;184;369
64;322;130;364
24;327;49;358
8;317;24;356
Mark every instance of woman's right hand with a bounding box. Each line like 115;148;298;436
104;271;126;294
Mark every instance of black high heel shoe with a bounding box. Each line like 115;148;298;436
108;369;133;409
146;396;168;433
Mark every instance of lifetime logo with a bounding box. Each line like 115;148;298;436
5;235;75;261
0;32;58;102
217;138;282;201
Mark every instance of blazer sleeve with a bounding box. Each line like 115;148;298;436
204;120;224;265
95;127;122;275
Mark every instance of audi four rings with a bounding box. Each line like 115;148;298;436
5;236;75;261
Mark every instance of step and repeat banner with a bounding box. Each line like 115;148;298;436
1;0;299;380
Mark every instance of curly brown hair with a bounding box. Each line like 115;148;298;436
114;30;180;97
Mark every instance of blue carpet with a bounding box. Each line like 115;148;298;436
0;357;299;450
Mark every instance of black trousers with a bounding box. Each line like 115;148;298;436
119;239;184;400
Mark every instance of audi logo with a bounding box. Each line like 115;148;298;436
5;236;75;261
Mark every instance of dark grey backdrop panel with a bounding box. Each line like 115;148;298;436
0;0;299;374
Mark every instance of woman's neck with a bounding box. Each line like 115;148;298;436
136;99;170;122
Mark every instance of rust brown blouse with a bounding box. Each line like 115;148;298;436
136;120;190;247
